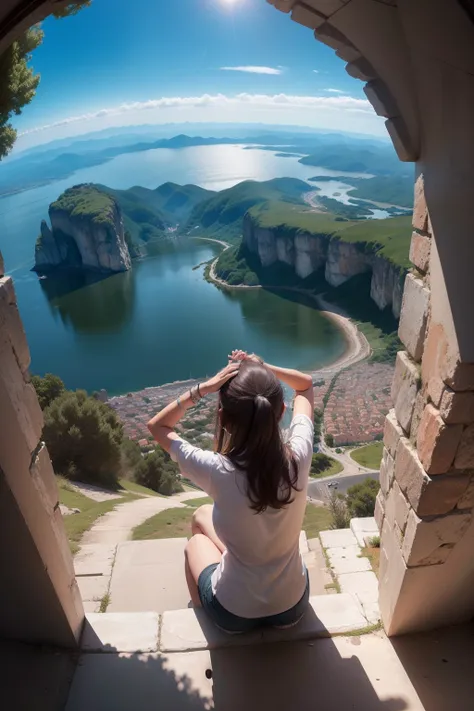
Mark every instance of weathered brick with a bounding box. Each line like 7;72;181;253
391;351;420;434
379;447;395;496
30;443;60;512
410;389;426;445
422;322;474;394
454;424;474;470
345;57;377;82
402;509;472;567
412;173;428;232
383;409;404;457
385;481;410;534
0;276;31;373
364;79;398;118
398;274;430;363
409;232;431;273
439;388;474;424
416;403;463;475
291;3;325;30
394;437;470;516
374;490;385;532
315;23;358;57
457;476;474;509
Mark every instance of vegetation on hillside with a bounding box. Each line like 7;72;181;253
184;178;310;242
310;453;343;478
32;374;182;495
350;442;384;469
299;143;410;177
0;2;91;159
50;185;117;225
346;175;414;208
346;478;380;518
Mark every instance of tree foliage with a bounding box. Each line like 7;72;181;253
328;491;350;530
0;2;91;159
311;453;333;476
31;372;65;410
43;390;124;487
346;478;380;518
325;433;334;448
134;448;183;496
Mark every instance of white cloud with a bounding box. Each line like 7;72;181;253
325;88;345;94
313;70;319;74
220;66;282;75
19;93;375;137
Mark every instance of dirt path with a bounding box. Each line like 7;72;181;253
80;490;209;546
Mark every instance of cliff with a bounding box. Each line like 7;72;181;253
34;185;132;274
243;207;410;318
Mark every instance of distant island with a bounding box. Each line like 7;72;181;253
33;177;314;273
3;130;413;197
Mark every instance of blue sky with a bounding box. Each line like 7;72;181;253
14;0;385;150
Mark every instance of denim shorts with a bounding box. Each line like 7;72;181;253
198;564;310;634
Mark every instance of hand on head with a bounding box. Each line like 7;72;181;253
229;350;262;364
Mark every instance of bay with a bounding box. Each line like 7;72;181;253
0;145;353;394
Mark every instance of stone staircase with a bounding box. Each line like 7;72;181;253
66;523;386;709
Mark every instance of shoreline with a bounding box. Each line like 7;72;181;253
108;237;371;402
199;236;371;376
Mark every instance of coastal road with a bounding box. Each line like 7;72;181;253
308;471;380;502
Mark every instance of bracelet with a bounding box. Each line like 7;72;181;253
189;385;203;404
176;395;184;410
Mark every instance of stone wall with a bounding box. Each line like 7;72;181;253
0;251;84;648
375;176;474;635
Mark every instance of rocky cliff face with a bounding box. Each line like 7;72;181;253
34;188;131;274
243;214;404;318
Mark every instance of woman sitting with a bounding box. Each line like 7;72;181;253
148;350;314;634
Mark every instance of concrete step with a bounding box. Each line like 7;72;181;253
108;538;190;613
81;591;369;655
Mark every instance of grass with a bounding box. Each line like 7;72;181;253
99;593;111;613
132;496;214;540
58;478;136;555
350;442;384;469
184;496;214;508
118;478;164;497
302;503;332;539
361;546;381;577
51;185;116;225
132;507;194;541
310;458;344;479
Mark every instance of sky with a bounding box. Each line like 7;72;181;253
13;0;386;151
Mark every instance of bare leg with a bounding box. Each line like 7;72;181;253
192;504;225;553
185;533;222;606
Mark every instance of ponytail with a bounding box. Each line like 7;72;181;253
216;361;298;513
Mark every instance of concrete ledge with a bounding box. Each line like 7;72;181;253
74;544;117;577
160;594;368;653
350;518;378;548
81;612;160;653
320;528;358;548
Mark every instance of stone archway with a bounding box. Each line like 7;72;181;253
269;0;474;635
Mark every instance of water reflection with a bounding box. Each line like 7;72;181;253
39;269;136;333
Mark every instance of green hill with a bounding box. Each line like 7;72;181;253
95;183;216;247
184;177;310;242
299;143;410;177
248;201;411;269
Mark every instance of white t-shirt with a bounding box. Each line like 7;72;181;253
170;413;314;619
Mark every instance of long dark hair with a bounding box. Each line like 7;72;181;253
215;360;298;513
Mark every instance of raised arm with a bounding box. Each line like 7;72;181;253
147;361;240;452
230;351;314;420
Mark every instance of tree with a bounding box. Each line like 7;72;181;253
346;478;380;518
328;491;350;530
42;389;124;487
0;2;91;159
311;453;333;476
134;447;183;496
121;437;143;475
31;373;65;410
325;433;334;448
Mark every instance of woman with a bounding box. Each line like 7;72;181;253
147;350;314;633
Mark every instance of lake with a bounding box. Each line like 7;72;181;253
0;145;356;394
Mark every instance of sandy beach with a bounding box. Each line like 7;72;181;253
197;237;371;376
